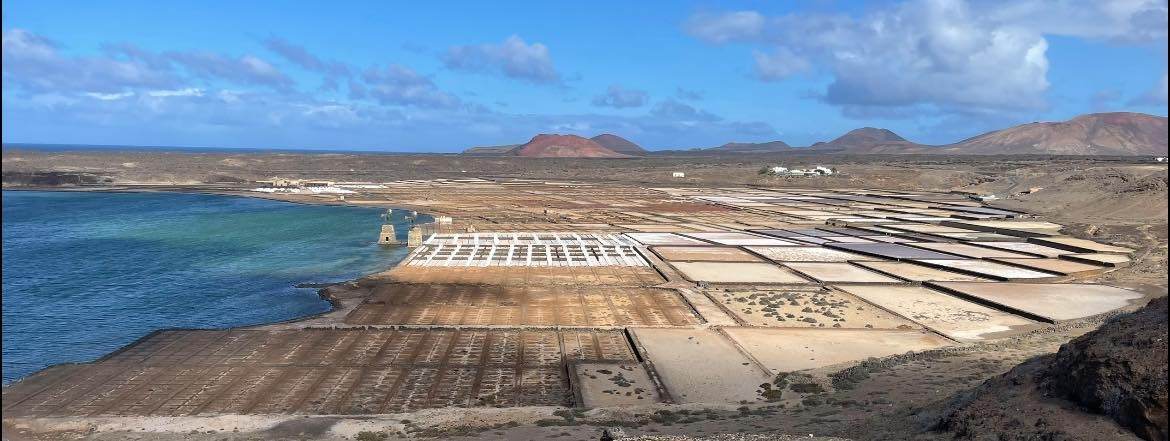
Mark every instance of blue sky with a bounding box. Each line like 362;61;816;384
2;0;1167;152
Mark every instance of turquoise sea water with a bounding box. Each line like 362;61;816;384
2;191;414;384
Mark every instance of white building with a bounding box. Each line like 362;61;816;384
672;172;686;178
765;165;834;177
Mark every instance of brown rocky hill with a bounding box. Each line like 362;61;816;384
809;127;924;153
710;140;795;153
941;112;1168;155
934;296;1168;440
512;134;629;158
590;134;646;155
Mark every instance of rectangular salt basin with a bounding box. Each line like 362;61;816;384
989;258;1108;276
1063;253;1132;268
784;236;834;245
933;232;1021;242
630;328;772;404
853;261;988;282
908;242;1035;259
969;241;1075;258
619;224;696;233
653;246;763;262
706;288;918;328
574;363;661;407
836;285;1041;341
941;220;1064;237
722;327;953;373
1029;237;1135;254
746;246;875;262
821;236;877;244
625;232;710;246
885;224;976;234
782;262;903;284
680;232;798;246
910;259;1062;281
750;229;808;238
671;261;812;284
827;242;962;260
927;282;1145;322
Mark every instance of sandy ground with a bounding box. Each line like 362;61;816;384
575;363;661;408
669;261;813;284
629;328;772;404
2;152;1165;440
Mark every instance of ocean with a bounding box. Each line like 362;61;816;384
2;190;415;384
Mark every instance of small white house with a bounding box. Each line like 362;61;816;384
769;166;789;174
813;166;834;175
672;172;686;178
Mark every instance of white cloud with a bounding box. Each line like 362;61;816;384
686;0;1054;116
591;85;649;108
148;88;204;97
84;91;135;101
166;51;294;90
987;0;1168;43
443;36;560;84
684;11;765;43
361;65;460;108
3;28;177;93
650;99;721;122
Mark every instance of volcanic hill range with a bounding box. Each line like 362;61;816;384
465;112;1166;157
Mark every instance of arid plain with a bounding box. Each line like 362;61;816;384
2;149;1167;441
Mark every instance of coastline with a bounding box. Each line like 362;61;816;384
2;186;429;386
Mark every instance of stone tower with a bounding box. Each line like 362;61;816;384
378;208;398;245
378;224;398;245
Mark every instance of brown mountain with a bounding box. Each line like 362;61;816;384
590;134;646;155
512;134;630;158
809;127;925;153
710;140;794;153
940;112;1168;155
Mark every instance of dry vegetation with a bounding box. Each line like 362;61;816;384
2;150;1165;441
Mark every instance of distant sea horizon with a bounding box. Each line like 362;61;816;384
1;190;418;384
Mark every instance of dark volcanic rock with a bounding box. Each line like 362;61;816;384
933;297;1168;440
1;171;111;186
1044;296;1168;440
